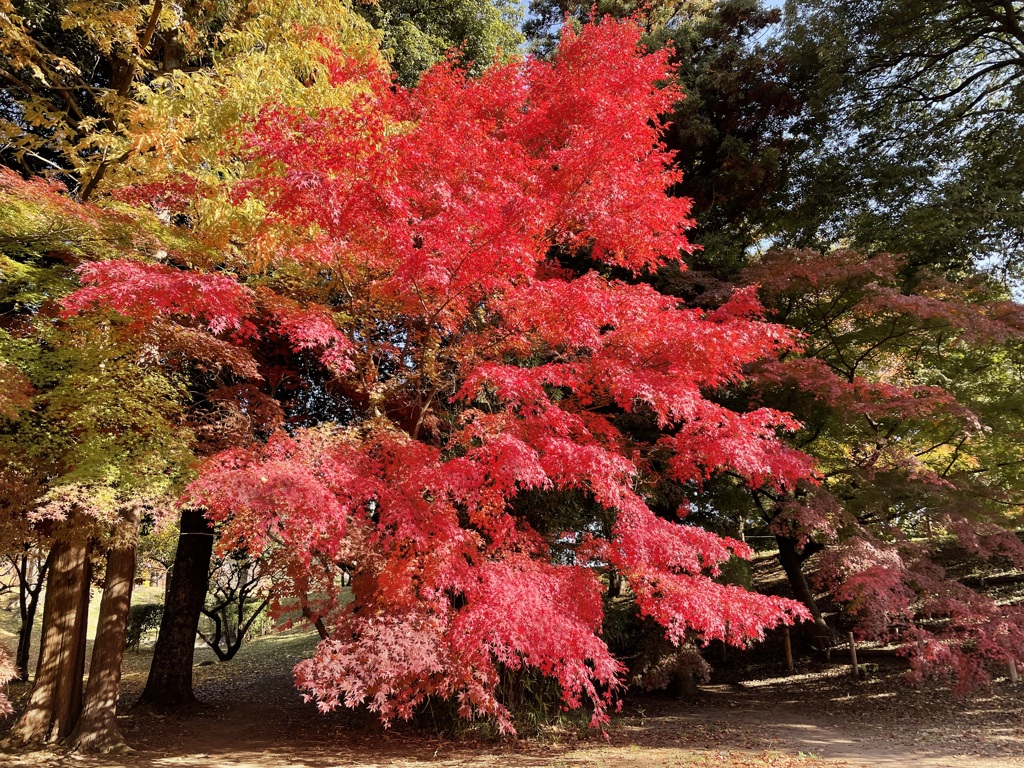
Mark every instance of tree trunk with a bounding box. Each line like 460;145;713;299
775;534;833;647
163;563;173;603
7;538;91;745
15;551;52;682
607;566;623;598
138;507;213;710
68;508;141;753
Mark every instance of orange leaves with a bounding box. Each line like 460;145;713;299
0;364;33;420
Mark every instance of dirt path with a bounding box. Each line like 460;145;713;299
624;700;1024;768
651;666;1024;768
2;632;1023;768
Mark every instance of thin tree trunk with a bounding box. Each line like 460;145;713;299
775;534;833;647
69;508;141;753
78;0;163;202
163;563;173;603
138;507;213;710
607;566;623;598
7;538;91;745
15;550;53;682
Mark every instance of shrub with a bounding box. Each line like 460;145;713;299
126;603;163;650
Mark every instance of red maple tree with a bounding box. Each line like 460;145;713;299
736;248;1024;691
66;19;812;730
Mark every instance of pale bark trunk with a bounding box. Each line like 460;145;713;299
7;538;91;745
69;507;141;753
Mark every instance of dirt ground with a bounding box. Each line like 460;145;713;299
2;627;1023;768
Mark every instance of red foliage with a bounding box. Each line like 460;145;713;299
72;19;814;730
64;261;256;336
817;537;1024;693
743;247;1024;692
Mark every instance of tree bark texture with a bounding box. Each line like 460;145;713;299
14;550;52;682
7;538;91;745
775;534;834;647
69;507;141;753
138;507;213;710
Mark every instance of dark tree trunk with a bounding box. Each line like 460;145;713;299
138;508;213;710
163;563;173;603
775;534;833;647
7;538;91;745
199;596;269;662
14;550;52;682
606;567;623;598
69;508;140;753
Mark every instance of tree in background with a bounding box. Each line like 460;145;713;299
778;0;1024;282
357;0;523;85
525;0;1024;689
197;550;272;662
0;455;51;682
727;1;1024;682
734;248;1024;685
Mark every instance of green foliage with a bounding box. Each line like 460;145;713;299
126;602;164;650
359;0;523;86
0;172;197;548
138;515;180;570
777;0;1024;281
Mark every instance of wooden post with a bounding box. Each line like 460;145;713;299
783;627;794;673
848;632;859;678
1010;661;1019;684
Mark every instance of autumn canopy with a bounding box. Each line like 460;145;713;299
54;18;811;730
10;1;1024;755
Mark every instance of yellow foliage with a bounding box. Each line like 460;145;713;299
1;0;383;201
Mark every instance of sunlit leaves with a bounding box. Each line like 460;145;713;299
59;16;814;731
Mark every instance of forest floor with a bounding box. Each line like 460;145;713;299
2;623;1023;768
